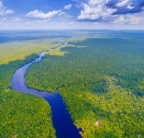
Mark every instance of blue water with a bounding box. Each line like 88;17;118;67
11;52;82;138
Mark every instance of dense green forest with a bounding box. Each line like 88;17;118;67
1;32;144;138
26;36;144;137
0;39;56;137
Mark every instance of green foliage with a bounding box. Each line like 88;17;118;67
0;40;56;137
0;90;55;138
61;77;144;138
26;36;144;137
0;54;37;90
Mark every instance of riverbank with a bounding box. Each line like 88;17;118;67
11;51;82;138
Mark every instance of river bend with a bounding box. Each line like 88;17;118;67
11;51;82;138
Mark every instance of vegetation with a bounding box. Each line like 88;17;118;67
0;39;61;64
0;90;55;138
61;77;144;138
0;39;57;137
26;35;144;137
48;46;68;56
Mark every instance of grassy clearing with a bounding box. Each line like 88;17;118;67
0;39;62;64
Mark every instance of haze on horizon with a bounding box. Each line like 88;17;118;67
0;0;144;30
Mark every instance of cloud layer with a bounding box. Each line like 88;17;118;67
77;0;144;24
0;0;144;29
77;0;116;20
64;4;72;10
107;0;144;15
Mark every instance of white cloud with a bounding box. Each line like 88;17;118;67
113;12;144;25
77;0;144;26
113;15;126;24
64;4;72;10
127;3;134;9
78;0;116;20
26;10;62;19
116;0;130;7
58;11;66;16
0;1;14;16
5;9;14;14
0;17;144;30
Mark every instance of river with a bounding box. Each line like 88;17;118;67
11;51;82;138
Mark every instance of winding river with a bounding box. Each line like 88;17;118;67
11;51;82;138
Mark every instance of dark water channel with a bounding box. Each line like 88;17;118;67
11;51;82;138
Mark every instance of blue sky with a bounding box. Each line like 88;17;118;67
0;0;144;30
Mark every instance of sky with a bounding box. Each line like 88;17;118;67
0;0;144;30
